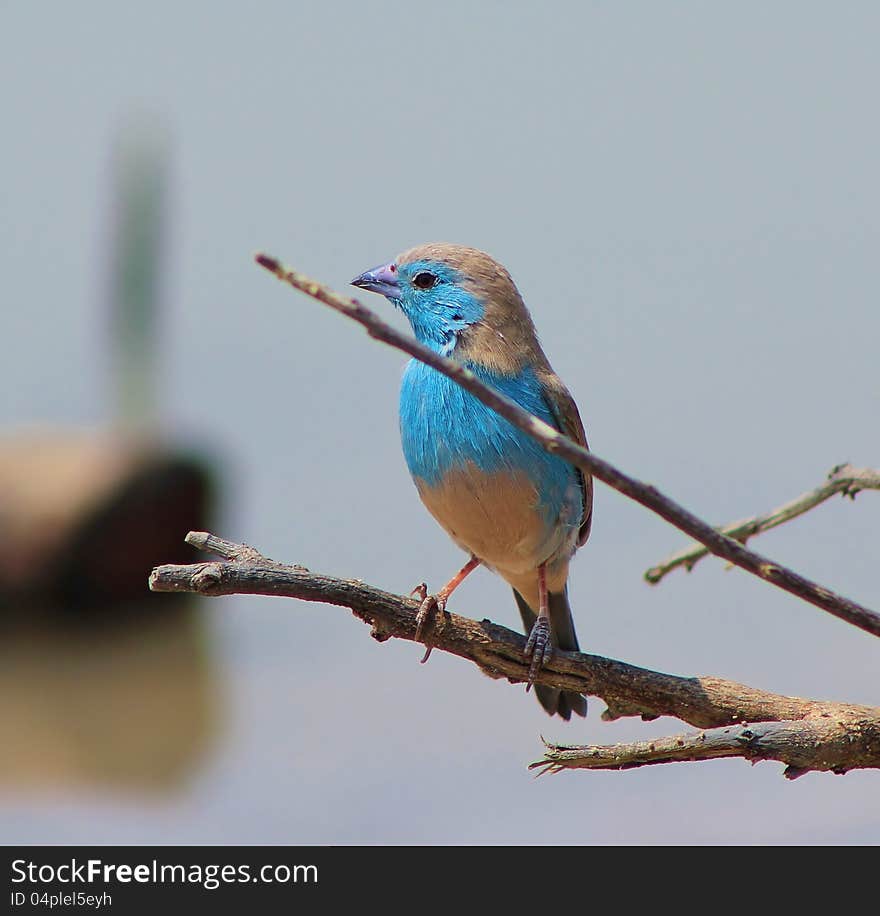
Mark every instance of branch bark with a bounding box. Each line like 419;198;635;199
532;716;880;779
149;532;880;778
645;463;880;584
254;254;880;640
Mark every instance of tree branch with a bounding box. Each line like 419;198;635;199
254;253;880;640
531;716;880;779
149;532;880;777
645;463;880;584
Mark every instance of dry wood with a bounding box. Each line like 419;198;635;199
149;533;880;777
645;463;880;584
532;714;880;779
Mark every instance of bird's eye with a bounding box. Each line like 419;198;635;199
412;271;437;290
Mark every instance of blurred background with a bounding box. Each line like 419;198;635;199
2;2;878;844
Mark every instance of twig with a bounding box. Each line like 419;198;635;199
646;464;880;584
532;716;880;779
254;254;880;640
149;533;880;777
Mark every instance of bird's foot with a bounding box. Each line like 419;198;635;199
409;583;447;662
523;616;552;689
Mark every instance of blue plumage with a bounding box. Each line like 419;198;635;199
399;359;581;531
394;259;484;354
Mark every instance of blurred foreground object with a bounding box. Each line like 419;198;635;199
108;115;164;430
0;602;216;790
1;119;216;606
0;429;219;791
0;116;221;793
0;432;211;607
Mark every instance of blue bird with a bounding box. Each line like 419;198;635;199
352;244;592;719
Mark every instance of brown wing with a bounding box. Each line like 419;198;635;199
539;369;593;546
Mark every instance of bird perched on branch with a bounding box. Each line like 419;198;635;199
352;244;592;719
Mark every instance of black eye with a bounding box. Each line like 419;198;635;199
412;271;437;290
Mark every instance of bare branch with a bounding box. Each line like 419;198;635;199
646;464;880;584
149;532;880;776
532;715;880;778
254;254;880;640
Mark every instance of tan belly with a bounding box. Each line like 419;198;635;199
416;463;570;587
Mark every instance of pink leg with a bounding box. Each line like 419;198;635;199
436;555;482;604
411;555;481;660
523;563;552;687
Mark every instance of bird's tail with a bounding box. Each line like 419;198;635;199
513;586;587;720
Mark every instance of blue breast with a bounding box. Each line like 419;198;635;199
399;360;581;527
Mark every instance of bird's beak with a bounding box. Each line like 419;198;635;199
351;261;401;300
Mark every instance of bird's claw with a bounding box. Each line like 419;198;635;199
415;594;439;642
524;616;552;689
411;584;447;662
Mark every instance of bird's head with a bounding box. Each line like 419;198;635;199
352;243;538;366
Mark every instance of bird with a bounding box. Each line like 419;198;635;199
351;244;592;719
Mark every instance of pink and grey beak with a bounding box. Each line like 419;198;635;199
351;261;401;300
